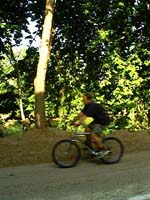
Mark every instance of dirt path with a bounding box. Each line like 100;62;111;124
0;128;150;168
1;151;150;200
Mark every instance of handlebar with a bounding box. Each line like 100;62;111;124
70;122;81;127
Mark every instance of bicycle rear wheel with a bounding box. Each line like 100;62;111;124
52;140;81;168
101;137;124;164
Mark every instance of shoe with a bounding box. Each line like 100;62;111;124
97;150;110;158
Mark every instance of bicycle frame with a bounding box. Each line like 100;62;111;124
69;127;99;155
70;126;90;142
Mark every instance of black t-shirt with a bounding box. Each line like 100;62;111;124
82;102;110;125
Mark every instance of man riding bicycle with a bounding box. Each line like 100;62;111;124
73;94;110;158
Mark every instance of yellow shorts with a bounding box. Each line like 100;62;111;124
82;117;94;127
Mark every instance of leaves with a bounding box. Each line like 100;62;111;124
0;0;150;131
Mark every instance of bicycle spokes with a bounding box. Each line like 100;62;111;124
52;140;80;168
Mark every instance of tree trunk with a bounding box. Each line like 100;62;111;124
34;0;55;128
17;67;25;121
9;47;25;121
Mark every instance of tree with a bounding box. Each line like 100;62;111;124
0;0;45;122
0;0;150;132
9;47;26;121
47;0;150;130
34;0;55;128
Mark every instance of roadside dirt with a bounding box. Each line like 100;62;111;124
0;128;150;168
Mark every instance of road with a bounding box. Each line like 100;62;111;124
0;151;150;200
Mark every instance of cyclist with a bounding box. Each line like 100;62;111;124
73;93;110;157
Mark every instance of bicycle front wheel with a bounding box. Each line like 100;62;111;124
101;137;124;164
52;140;81;168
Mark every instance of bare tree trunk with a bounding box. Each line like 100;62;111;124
17;67;25;121
34;0;55;128
9;47;25;121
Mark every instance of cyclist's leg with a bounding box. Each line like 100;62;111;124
91;133;104;149
90;124;105;149
84;127;92;146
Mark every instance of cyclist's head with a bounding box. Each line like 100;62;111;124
83;93;92;105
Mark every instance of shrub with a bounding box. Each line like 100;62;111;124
0;120;24;137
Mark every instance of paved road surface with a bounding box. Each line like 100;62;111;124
0;151;150;200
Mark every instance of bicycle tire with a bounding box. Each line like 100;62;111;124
101;137;124;164
52;139;81;168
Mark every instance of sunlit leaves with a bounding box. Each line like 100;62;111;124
98;29;110;41
1;0;150;131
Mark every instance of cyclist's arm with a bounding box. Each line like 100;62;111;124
74;112;87;122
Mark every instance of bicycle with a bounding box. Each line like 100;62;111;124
52;123;124;168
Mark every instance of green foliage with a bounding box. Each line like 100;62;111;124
0;55;18;117
99;51;148;131
0;0;150;132
48;0;150;131
0;0;45;53
0;120;23;137
0;47;38;118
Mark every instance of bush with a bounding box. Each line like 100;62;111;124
0;120;24;137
